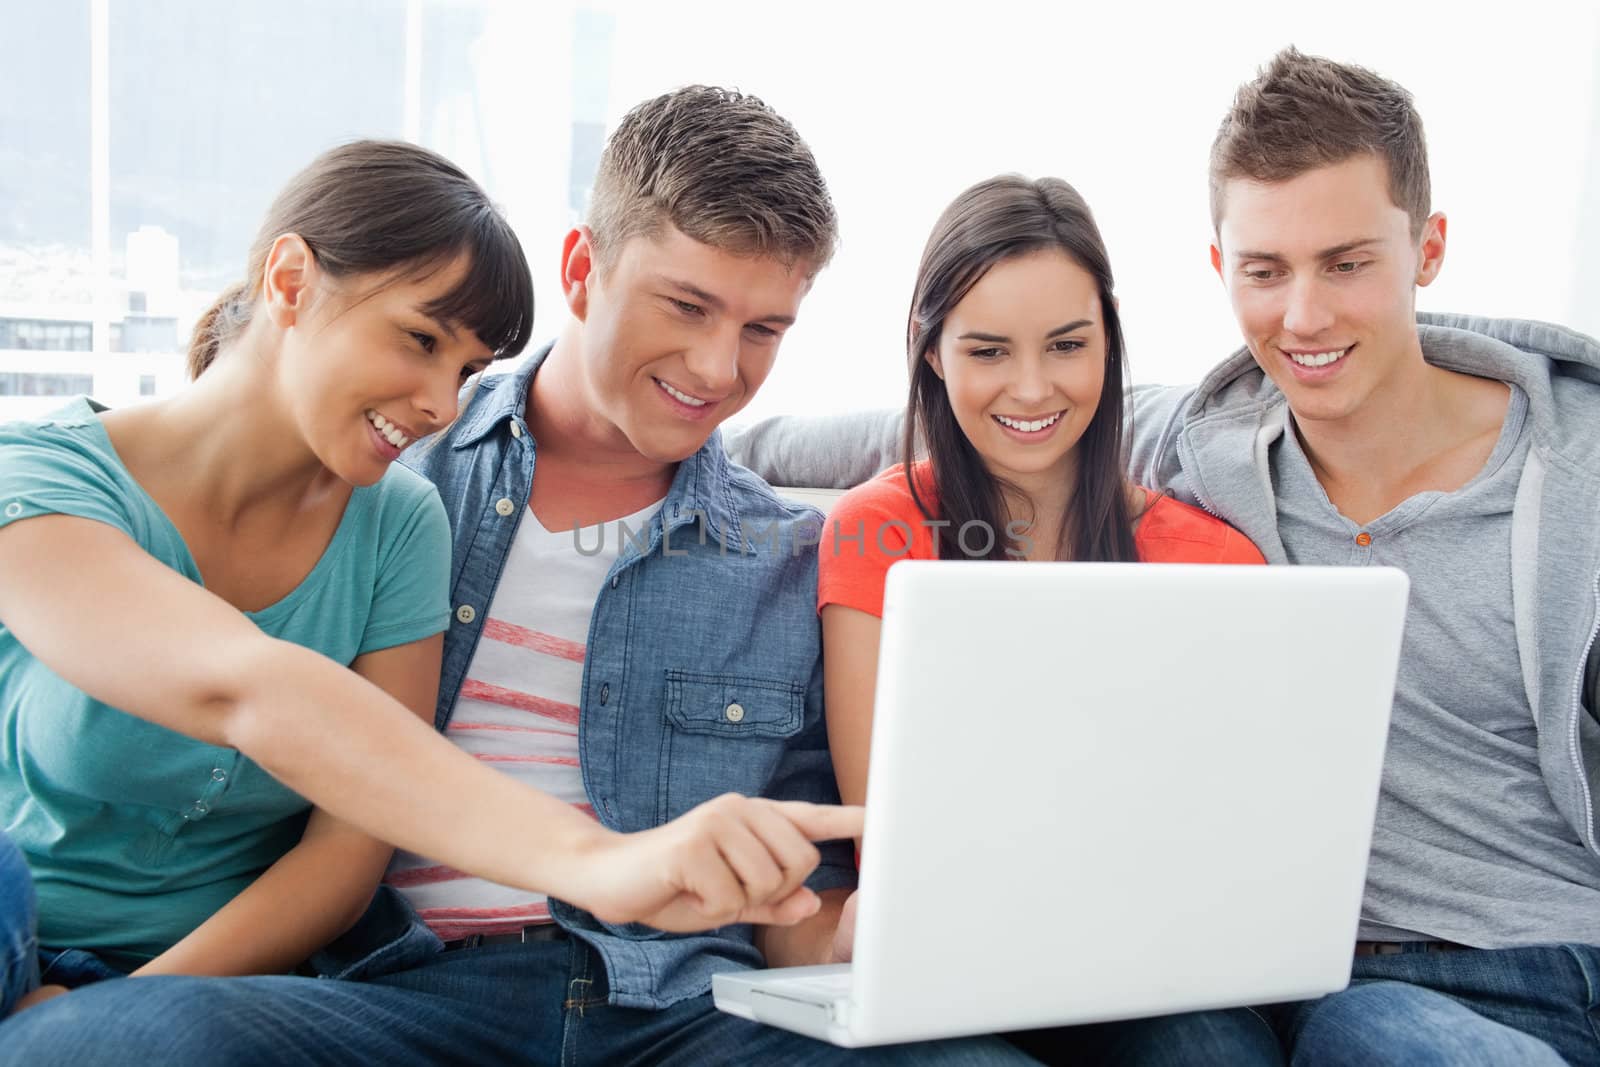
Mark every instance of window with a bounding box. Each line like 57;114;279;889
5;4;1599;423
0;319;94;351
0;373;95;398
1;1;602;419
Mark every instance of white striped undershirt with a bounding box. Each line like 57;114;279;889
386;497;663;940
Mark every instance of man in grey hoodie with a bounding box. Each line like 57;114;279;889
730;47;1600;1066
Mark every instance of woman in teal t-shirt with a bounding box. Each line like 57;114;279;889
0;140;521;1009
0;142;857;1021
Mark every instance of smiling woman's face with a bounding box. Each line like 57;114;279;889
927;248;1107;493
277;254;494;486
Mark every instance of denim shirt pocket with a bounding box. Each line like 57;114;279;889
658;669;806;822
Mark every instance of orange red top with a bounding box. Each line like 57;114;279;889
818;461;1266;617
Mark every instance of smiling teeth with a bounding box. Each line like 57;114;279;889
658;380;709;407
1288;348;1348;368
366;410;411;449
995;412;1062;433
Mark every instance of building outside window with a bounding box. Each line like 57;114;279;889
1;1;613;418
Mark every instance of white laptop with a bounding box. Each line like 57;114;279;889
715;561;1409;1047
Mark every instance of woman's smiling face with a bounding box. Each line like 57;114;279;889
927;248;1107;493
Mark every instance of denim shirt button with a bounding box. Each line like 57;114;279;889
599;683;610;705
455;604;477;625
494;498;515;517
610;575;619;589
724;702;746;723
509;421;523;439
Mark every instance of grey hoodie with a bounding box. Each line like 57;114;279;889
1125;312;1600;866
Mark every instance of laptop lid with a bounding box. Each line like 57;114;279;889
846;562;1407;1046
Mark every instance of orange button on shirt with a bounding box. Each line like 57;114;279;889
818;461;1266;617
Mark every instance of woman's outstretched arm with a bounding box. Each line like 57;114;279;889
0;513;861;933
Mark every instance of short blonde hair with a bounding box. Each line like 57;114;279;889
587;86;837;272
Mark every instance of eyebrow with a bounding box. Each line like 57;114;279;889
957;319;1094;343
1234;238;1384;264
410;308;460;342
661;276;796;327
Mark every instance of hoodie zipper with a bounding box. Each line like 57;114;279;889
1175;432;1226;519
1571;571;1600;856
1192;489;1223;519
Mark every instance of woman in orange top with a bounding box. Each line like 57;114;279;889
817;175;1264;960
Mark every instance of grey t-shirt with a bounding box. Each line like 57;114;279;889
1272;383;1600;947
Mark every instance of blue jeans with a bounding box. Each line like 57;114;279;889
1272;943;1599;1066
36;947;125;988
0;937;1039;1065
0;830;39;1018
1010;1006;1283;1066
1033;943;1600;1066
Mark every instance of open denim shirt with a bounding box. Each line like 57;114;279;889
315;344;853;1009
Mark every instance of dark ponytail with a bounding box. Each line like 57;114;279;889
187;140;533;379
186;282;251;379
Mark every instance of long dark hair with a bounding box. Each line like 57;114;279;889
903;174;1137;563
188;140;534;378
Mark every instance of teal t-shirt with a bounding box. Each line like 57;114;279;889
0;399;452;962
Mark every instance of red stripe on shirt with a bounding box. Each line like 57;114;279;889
473;753;581;766
482;618;586;662
459;679;580;726
385;864;468;888
421;901;556;940
448;721;574;737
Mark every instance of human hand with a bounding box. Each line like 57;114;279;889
567;794;863;933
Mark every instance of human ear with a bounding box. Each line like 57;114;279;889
261;234;316;329
561;226;597;321
1415;213;1447;288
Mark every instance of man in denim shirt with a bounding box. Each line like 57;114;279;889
0;88;1033;1067
354;86;1027;1066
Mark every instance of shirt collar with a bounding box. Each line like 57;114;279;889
448;340;553;450
660;427;745;552
446;339;746;547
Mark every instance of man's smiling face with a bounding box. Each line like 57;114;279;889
570;225;813;463
1213;153;1445;428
